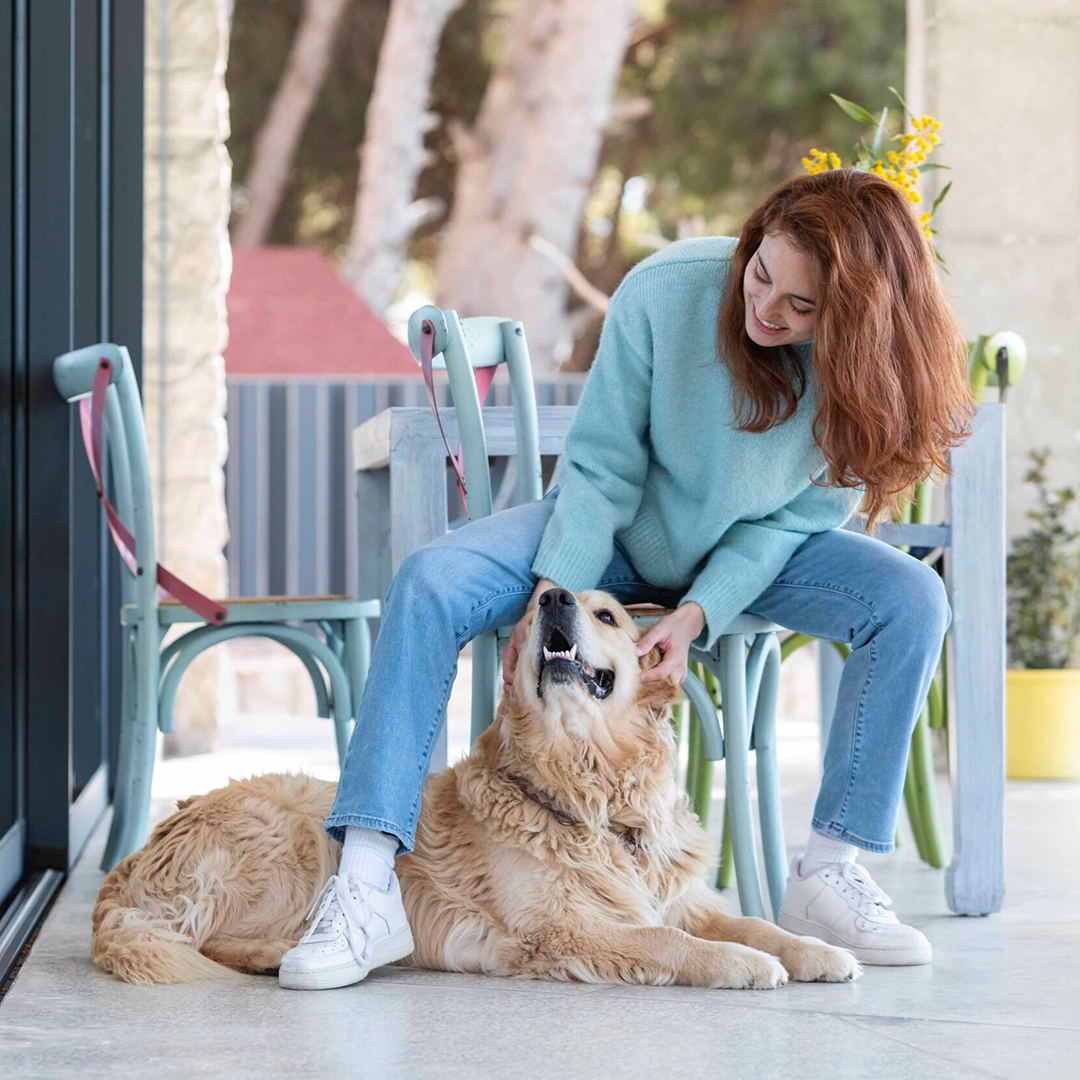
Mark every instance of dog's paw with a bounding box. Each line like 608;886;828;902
744;952;789;990
779;936;862;983
705;945;789;990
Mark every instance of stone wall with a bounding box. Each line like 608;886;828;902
144;0;233;755
908;0;1080;537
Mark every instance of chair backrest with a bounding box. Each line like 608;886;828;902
406;305;544;522
53;343;158;621
967;330;1026;402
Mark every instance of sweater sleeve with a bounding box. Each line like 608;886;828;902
678;474;862;652
529;280;652;591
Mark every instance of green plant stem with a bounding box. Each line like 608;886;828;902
910;703;947;867
903;749;931;862
718;800;735;890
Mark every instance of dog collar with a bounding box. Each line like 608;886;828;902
500;770;644;856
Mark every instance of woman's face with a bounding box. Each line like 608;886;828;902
742;231;821;348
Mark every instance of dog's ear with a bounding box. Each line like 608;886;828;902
635;638;681;717
637;639;664;672
637;675;682;710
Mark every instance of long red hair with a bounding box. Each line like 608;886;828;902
718;168;976;529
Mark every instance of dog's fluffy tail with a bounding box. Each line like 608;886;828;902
91;854;245;985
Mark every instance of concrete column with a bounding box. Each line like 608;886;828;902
908;0;1080;536
144;0;234;755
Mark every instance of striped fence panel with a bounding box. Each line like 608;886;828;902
224;374;587;600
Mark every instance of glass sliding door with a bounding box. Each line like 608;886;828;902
0;0;143;976
0;0;24;916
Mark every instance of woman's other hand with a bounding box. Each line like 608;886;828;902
634;602;706;684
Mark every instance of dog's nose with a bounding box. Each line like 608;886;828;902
538;587;575;610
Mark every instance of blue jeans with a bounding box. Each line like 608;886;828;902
325;484;951;855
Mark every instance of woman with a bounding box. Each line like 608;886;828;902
278;168;976;991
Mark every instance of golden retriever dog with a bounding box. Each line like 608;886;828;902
91;588;861;989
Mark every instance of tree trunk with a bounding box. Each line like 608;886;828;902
341;0;466;313
434;0;638;375
232;0;352;248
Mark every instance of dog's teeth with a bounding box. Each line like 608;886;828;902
544;645;581;662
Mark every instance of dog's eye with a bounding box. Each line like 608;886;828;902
596;609;617;626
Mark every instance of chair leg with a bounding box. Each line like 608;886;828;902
471;630;499;745
717;637;767;919
101;624;159;871
685;661;715;820
341;617;374;765
751;634;787;922
693;726;715;828
672;691;686;745
686;691;705;816
101;627;137;870
693;667;721;827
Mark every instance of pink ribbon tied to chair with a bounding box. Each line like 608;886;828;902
416;317;496;518
78;356;228;625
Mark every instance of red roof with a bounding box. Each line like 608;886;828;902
224;247;420;379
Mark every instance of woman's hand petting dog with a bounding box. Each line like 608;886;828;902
634;601;706;684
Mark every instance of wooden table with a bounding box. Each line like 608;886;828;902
353;403;1006;917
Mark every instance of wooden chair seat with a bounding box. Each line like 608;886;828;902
121;594;382;626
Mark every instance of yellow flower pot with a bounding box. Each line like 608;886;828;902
1006;669;1080;779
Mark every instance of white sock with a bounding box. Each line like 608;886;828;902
798;830;857;877
338;826;398;890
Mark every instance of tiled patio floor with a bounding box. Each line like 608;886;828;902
2;657;1079;1078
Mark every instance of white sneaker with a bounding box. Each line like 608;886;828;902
278;871;414;990
778;856;932;966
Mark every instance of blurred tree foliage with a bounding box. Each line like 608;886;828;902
226;0;496;254
226;0;903;290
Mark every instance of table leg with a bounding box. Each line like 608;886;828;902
356;467;391;642
390;437;452;773
944;403;1006;915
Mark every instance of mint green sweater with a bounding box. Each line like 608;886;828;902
529;235;861;652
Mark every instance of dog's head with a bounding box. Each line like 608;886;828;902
506;587;682;750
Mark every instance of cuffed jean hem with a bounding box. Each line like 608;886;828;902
810;817;895;854
324;813;413;856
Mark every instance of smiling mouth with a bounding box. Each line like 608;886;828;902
751;301;786;334
537;626;614;700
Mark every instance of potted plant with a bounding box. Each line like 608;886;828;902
1006;447;1080;778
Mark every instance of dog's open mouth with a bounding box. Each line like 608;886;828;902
537;626;614;700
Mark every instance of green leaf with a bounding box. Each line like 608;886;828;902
830;93;877;125
919;162;951;172
930;180;952;215
870;106;890;156
887;85;912;114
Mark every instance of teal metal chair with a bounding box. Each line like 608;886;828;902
406;305;788;922
54;344;381;871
